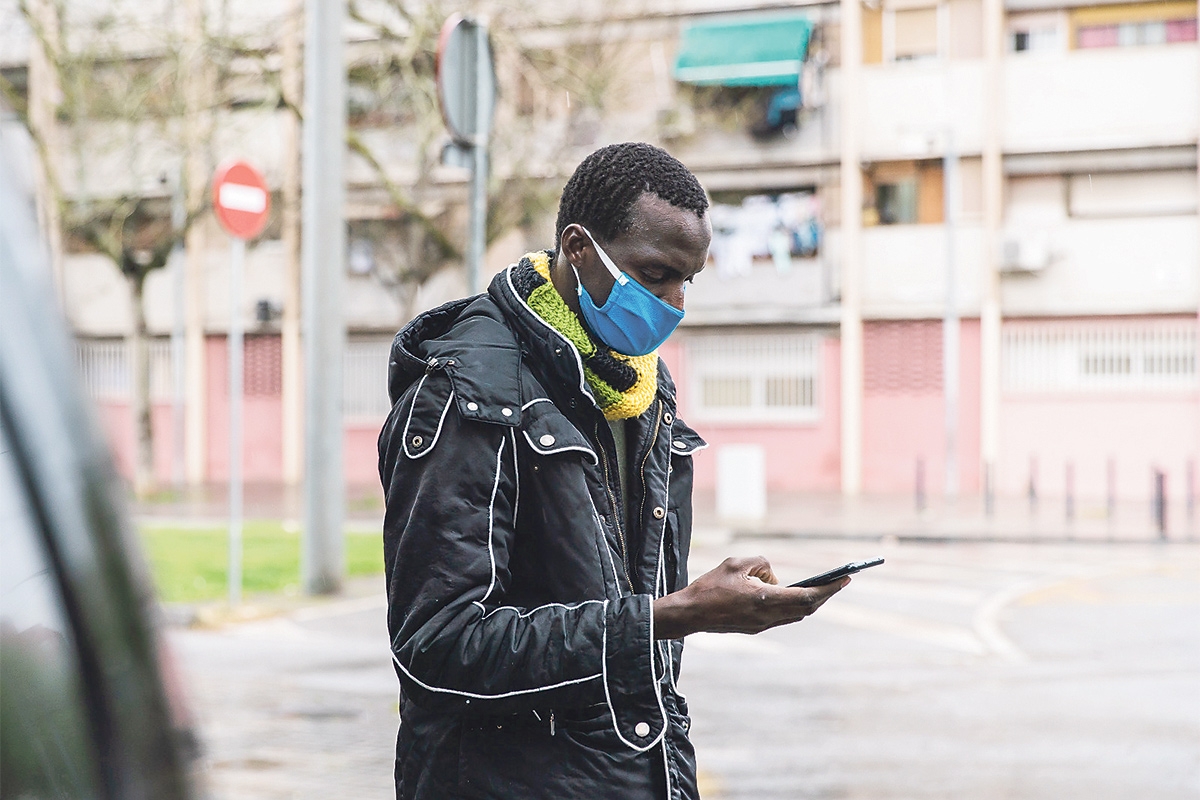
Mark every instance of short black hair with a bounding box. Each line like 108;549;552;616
554;142;709;249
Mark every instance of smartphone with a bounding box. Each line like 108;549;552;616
789;557;884;588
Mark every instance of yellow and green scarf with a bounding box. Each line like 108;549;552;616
513;250;657;421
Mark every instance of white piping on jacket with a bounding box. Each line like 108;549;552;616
521;430;598;464
391;652;602;700
401;373;456;460
477;436;507;606
601;595;668;753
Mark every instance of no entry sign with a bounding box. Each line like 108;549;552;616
212;160;270;240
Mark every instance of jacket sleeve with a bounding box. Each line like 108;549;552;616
379;371;665;747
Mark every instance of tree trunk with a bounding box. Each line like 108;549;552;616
128;274;156;498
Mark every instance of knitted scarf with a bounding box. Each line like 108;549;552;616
512;250;657;421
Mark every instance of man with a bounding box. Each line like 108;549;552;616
379;142;848;799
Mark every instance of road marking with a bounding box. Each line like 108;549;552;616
818;602;987;655
972;581;1035;663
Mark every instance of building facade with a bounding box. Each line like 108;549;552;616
3;0;1197;511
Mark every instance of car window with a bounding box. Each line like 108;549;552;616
0;418;103;800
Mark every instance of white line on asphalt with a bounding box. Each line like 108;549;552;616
817;602;988;655
972;581;1036;663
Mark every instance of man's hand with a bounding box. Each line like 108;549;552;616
652;556;849;640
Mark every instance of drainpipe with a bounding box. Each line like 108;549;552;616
980;0;1004;513
840;0;865;497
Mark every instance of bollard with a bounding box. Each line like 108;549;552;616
1028;456;1038;516
1153;469;1167;539
1065;462;1075;524
915;458;926;513
1187;460;1195;526
1106;458;1117;521
984;463;995;518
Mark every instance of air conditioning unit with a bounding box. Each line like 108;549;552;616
999;235;1051;274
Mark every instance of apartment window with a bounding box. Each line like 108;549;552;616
686;333;822;422
1002;320;1198;393
893;7;940;60
1073;1;1197;49
1012;27;1060;51
867;161;944;226
876;181;919;225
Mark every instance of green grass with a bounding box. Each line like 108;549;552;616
138;521;384;603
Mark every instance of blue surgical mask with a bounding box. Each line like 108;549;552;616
571;227;685;357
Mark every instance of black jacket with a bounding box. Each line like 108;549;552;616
379;263;708;799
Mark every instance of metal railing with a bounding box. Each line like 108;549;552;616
685;332;822;422
76;335;397;420
1002;319;1198;393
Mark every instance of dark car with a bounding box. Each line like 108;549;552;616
0;129;199;799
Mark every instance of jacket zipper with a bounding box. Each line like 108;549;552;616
594;423;635;594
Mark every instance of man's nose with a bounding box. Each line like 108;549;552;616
661;283;686;312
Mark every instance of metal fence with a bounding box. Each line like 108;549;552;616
685;332;822;422
343;337;394;420
75;338;174;401
76;335;396;419
1002;319;1198;393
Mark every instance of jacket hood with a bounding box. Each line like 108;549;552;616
387;293;524;428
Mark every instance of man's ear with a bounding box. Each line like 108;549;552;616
559;224;589;268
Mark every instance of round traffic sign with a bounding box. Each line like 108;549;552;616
436;14;497;145
212;160;271;240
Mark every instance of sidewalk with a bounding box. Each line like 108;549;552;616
692;489;1198;545
131;483;1197;544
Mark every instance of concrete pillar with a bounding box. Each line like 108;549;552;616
280;0;304;486
840;0;865;496
979;0;1005;510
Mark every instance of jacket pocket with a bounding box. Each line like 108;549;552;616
668;416;707;458
520;400;598;464
401;372;456;460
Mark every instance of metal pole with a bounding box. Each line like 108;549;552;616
301;0;346;595
229;237;245;606
981;0;1004;519
171;177;187;487
465;22;492;296
839;0;864;497
943;131;960;500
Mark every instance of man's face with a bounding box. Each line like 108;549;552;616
564;193;712;313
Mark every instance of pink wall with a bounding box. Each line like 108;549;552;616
206;336;284;482
93;334;388;488
661;335;844;493
345;425;383;486
93;400;179;484
999;393;1199;502
861;319;982;495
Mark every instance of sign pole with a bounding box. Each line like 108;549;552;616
436;15;495;296
466;22;490;295
211;158;270;606
228;236;244;606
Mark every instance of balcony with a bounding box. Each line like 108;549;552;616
858;45;1199;160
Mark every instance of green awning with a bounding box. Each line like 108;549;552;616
674;14;812;87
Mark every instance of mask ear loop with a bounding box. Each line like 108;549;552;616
580;227;627;286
